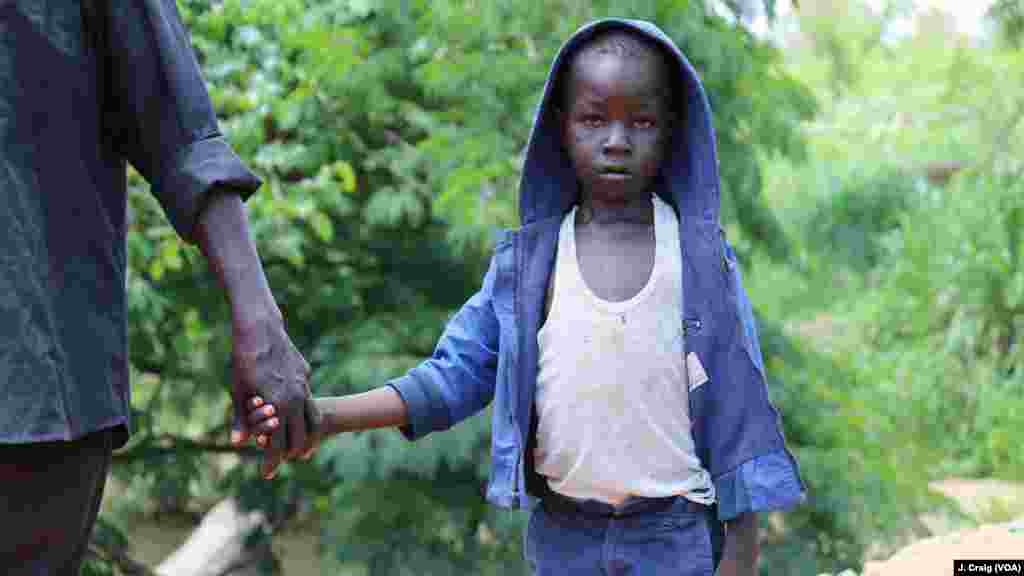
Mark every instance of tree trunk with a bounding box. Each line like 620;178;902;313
155;498;278;576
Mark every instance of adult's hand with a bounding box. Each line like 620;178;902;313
193;191;321;480
230;316;321;478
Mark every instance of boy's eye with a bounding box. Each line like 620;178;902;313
579;115;604;128
634;119;656;129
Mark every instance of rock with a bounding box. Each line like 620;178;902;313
862;521;1024;575
155;498;277;576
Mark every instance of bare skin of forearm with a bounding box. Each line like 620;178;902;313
193;192;280;327
316;388;409;436
717;512;759;576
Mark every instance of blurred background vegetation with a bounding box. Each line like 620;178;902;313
86;0;1024;574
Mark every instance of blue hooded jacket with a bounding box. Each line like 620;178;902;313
388;17;805;540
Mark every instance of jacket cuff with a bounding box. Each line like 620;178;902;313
714;450;806;522
155;135;262;242
386;372;450;441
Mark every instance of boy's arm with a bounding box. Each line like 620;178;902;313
716;512;759;576
317;389;408;435
385;254;503;440
251;253;505;453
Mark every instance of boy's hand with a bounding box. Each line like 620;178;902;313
717;512;759;576
247;396;320;477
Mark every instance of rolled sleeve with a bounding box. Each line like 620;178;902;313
714;450;806;522
155;135;261;240
387;374;452;441
101;0;261;241
385;257;502;442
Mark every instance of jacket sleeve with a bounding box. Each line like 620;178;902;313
714;451;805;521
714;234;806;522
98;0;261;242
387;256;501;440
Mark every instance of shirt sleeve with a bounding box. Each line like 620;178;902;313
98;0;261;242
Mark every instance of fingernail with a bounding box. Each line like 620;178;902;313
264;406;274;416
231;431;241;444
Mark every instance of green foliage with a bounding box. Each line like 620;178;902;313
802;167;919;272
989;0;1024;48
751;316;940;575
867;171;1024;479
749;4;1024;573
107;0;1024;573
109;0;816;573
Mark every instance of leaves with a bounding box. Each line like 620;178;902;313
116;1;818;573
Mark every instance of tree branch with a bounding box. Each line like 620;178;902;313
87;542;158;576
113;433;263;463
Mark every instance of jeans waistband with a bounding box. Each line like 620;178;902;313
540;488;707;518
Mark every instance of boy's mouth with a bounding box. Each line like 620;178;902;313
598;165;632;177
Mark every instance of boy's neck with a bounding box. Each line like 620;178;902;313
577;191;654;227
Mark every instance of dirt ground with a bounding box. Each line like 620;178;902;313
862;521;1024;575
860;479;1024;576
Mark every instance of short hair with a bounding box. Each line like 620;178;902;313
556;28;676;111
576;29;665;63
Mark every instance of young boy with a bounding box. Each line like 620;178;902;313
245;19;804;575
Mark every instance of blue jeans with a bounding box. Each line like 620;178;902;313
524;495;716;575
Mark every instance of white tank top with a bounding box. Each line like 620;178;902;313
533;195;715;506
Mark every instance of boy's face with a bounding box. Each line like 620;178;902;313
561;49;673;206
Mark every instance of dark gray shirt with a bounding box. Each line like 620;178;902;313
1;1;260;446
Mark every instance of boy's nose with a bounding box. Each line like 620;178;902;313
602;123;632;154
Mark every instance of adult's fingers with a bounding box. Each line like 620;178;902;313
302;398;322;460
261;425;286;479
230;373;249;446
286;401;308;460
304;396;322;435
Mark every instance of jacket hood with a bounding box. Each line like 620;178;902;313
518;18;721;227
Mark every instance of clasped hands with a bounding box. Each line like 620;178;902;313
228;315;321;479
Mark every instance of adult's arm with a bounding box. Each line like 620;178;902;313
96;0;318;474
194;193;321;474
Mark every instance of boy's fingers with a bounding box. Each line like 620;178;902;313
248;410;279;430
251;397;264;408
247;405;275;426
254;418;279;435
